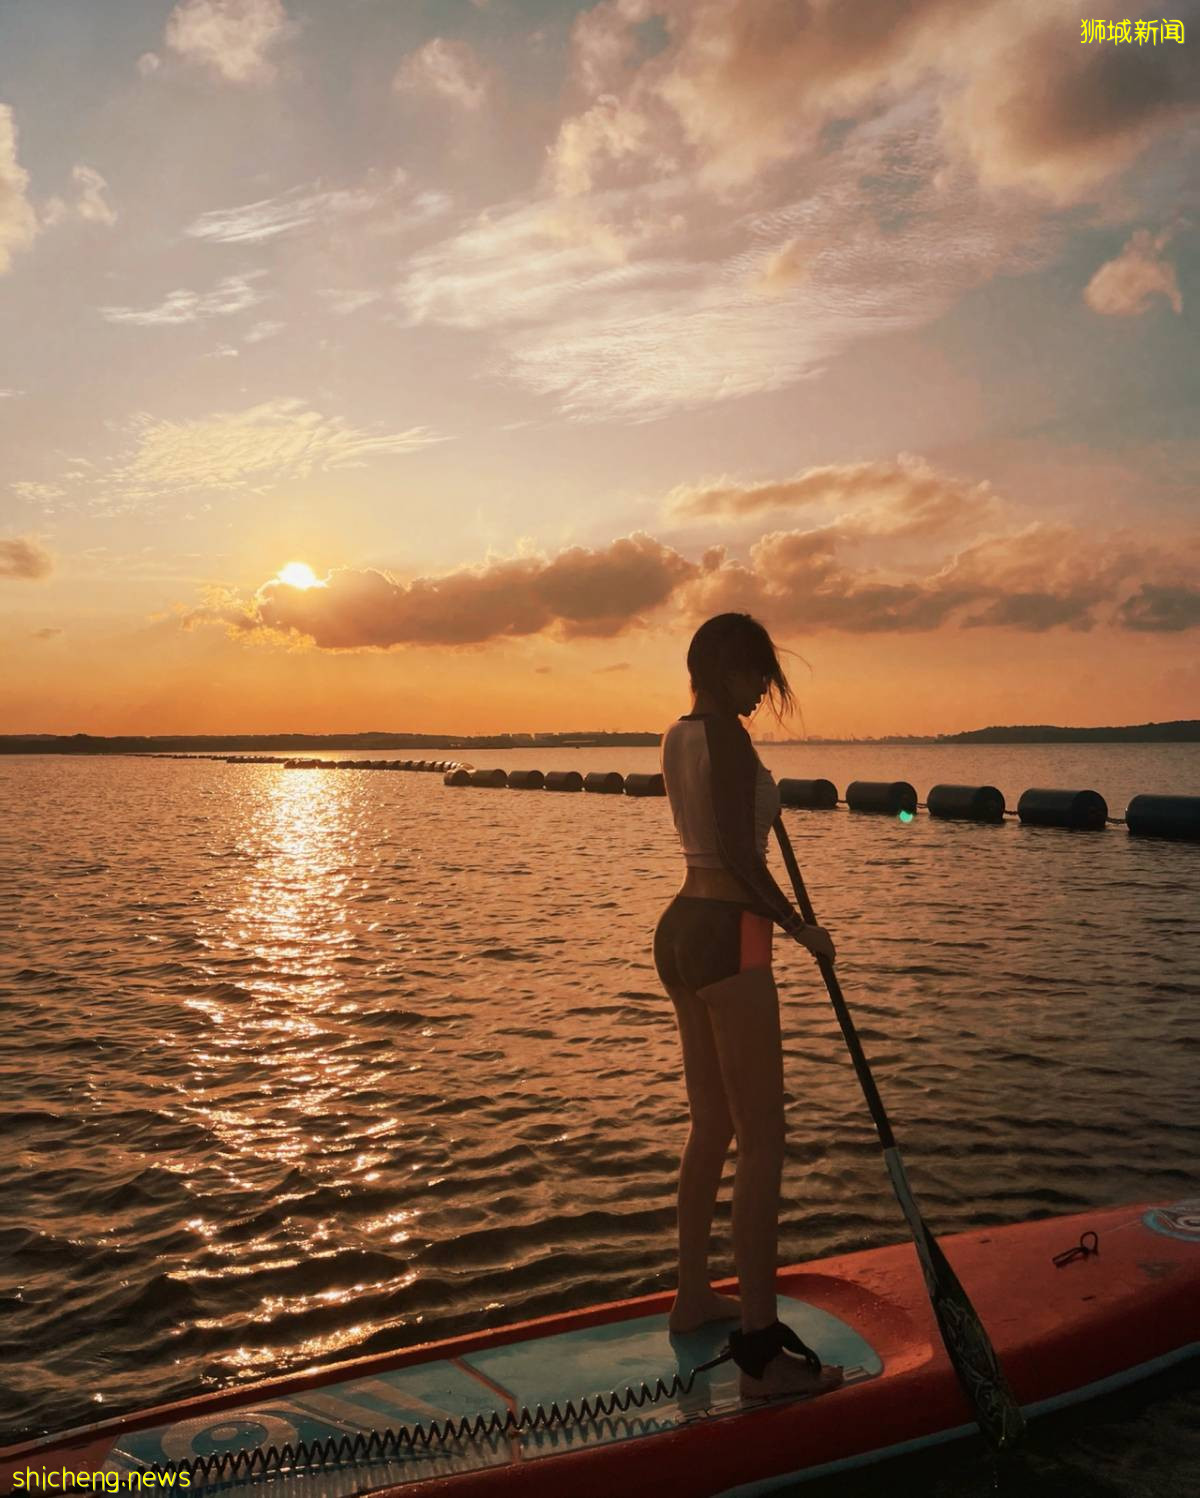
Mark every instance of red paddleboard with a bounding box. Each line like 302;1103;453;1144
3;1197;1197;1497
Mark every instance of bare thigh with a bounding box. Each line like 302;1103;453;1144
697;968;786;1147
667;986;735;1140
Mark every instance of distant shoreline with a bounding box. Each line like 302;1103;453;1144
1;721;1197;754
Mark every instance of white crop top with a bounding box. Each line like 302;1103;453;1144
660;716;781;868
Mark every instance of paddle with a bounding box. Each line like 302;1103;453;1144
772;812;1027;1452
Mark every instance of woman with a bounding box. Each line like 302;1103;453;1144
654;613;844;1401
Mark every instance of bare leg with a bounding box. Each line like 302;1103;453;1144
699;966;843;1398
699;967;785;1331
666;988;741;1332
676;1122;733;1298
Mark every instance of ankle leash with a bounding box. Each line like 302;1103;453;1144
690;1319;823;1380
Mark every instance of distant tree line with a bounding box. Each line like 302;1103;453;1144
2;720;1196;754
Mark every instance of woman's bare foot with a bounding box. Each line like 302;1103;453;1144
739;1355;844;1402
667;1288;742;1333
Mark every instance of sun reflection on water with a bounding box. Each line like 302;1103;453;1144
177;768;402;1210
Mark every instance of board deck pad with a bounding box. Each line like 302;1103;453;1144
108;1297;882;1493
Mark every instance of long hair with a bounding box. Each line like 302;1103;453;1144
686;613;799;726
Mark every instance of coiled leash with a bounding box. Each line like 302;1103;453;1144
690;1318;823;1380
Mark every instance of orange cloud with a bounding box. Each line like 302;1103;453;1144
667;456;997;539
183;533;698;647
0;536;53;579
1084;228;1183;316
178;504;1200;650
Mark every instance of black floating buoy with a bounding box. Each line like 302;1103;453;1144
1017;787;1108;830
778;778;838;810
507;769;546;790
545;770;584;792
444;768;471;786
1125;794;1200;842
584;771;625;794
927;784;1006;823
624;772;666;797
467;768;508;788
846;780;918;816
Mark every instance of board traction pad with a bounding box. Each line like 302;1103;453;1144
109;1296;882;1494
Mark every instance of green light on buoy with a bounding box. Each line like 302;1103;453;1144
898;809;915;823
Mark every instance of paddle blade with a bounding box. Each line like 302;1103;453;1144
882;1145;1026;1448
916;1220;1027;1449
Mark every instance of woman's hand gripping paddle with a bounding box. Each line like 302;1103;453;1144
772;813;1026;1452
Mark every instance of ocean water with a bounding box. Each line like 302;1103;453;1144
1;743;1198;1494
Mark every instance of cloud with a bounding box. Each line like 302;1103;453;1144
568;0;655;96
548;2;1199;204
243;318;284;342
548;0;994;197
42;165;118;229
165;0;288;84
105;398;448;505
11;481;66;505
178;484;1200;650
185;176;413;244
753;235;828;291
183;532;698;647
666;456;996;538
137;52;162;76
99;272;266;325
0;536;53;579
74;166;118;226
551;95;653;197
0;387;26;398
1084;228;1183;316
394;38;489;111
399;115;1058;420
0;104;38;274
319;289;383;315
675;518;1199;635
946;10;1200;204
1118;584;1200;632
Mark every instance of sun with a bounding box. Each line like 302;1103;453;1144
276;561;323;589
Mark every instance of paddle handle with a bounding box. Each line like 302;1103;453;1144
773;814;896;1152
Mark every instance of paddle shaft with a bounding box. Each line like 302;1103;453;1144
772;812;1026;1451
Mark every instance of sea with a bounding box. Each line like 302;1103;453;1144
2;741;1198;1495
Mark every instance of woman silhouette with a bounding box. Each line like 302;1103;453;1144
655;613;844;1400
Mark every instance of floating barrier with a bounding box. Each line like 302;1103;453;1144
846;780;918;816
778;778;838;810
467;768;508;788
584;771;624;794
1017;787;1108;831
155;755;1197;846
927;784;1006;823
1125;794;1200;842
545;770;584;792
623;772;665;797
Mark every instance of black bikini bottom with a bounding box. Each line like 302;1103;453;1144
653;895;773;993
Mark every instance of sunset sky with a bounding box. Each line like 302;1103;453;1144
1;0;1197;737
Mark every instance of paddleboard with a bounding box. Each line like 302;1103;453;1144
3;1197;1197;1497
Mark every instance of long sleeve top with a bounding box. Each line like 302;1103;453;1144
660;712;808;939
